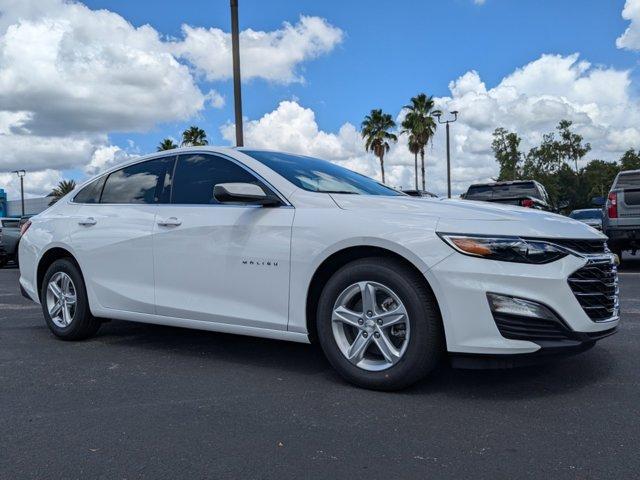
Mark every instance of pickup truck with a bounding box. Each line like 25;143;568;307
603;169;640;259
462;180;552;211
0;217;21;268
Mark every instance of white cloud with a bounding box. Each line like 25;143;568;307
85;145;137;176
223;54;640;195
171;16;343;84
0;0;208;136
0;169;62;199
473;0;486;5
617;0;640;50
0;0;341;199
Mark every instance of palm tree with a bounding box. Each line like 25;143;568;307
361;109;397;184
408;134;420;190
181;126;208;147
49;179;76;205
401;94;437;191
157;138;178;151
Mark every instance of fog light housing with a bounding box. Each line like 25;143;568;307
487;293;558;321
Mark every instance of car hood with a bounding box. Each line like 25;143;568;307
330;194;605;239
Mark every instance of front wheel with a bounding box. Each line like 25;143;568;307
316;257;444;391
40;258;101;340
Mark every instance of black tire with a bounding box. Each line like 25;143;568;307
40;258;101;340
316;257;444;391
0;258;7;268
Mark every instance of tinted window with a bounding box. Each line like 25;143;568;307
101;157;174;204
171;154;265;204
615;171;640;189
466;182;540;200
243;150;403;196
74;176;106;204
1;219;19;228
570;210;602;220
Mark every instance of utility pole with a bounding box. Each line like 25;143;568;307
13;170;26;216
230;0;243;146
432;111;458;198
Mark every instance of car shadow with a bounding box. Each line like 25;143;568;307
408;346;617;399
94;319;330;376
92;319;616;398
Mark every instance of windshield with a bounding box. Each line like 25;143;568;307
242;150;403;196
570;210;602;220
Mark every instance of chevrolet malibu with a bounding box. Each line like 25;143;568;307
18;148;619;390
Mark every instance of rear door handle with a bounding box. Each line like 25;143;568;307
78;217;97;226
157;217;182;227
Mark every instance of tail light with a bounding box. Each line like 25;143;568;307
19;220;31;236
521;199;534;208
607;192;618;219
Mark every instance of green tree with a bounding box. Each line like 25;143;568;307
157;138;178;151
582;160;620;199
556;119;591;173
492;127;523;181
521;132;565;210
620;149;640;171
49;179;77;205
361;109;397;184
401;94;437;190
181;126;208;147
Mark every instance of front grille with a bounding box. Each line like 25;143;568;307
530;238;607;255
568;259;619;322
493;313;572;342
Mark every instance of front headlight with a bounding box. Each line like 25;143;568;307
438;233;568;264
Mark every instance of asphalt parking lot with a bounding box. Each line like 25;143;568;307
1;259;639;480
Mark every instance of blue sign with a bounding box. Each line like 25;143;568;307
0;188;6;217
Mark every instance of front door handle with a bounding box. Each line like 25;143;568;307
157;217;182;227
78;217;97;226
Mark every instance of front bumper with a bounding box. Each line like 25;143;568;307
425;250;619;357
450;326;617;369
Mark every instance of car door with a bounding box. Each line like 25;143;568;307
152;152;294;331
71;156;174;314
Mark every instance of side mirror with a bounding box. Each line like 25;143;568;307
591;196;605;207
213;183;281;206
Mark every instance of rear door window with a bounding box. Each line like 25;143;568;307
101;157;174;204
74;176;107;204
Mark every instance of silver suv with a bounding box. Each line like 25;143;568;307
603;169;640;258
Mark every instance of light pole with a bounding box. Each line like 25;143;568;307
12;169;26;216
432;110;458;198
230;0;243;147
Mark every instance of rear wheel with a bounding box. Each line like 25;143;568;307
316;257;443;391
40;258;101;340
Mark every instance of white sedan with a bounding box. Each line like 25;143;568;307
18;147;619;390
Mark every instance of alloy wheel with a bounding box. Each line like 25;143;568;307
46;272;77;328
331;281;410;371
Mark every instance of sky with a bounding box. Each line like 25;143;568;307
1;0;640;198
